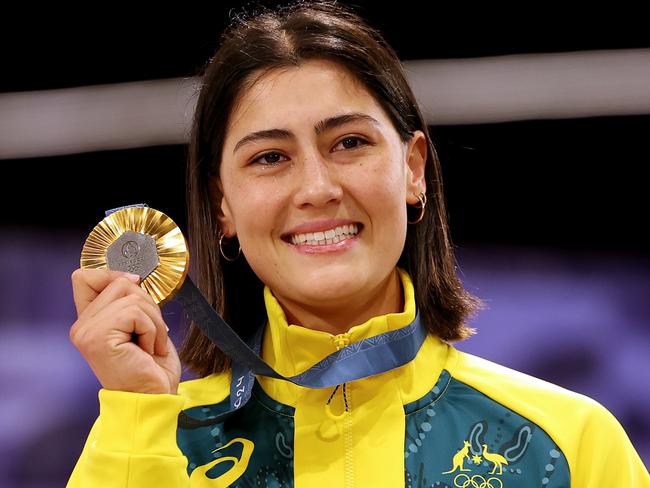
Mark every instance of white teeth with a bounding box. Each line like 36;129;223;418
289;224;360;246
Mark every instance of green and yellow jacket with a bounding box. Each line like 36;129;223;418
68;270;649;487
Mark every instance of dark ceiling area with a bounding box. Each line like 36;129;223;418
2;2;649;252
3;2;649;92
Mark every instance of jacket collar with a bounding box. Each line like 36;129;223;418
258;268;450;407
261;268;415;377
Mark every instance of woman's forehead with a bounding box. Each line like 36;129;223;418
225;59;388;139
242;59;368;102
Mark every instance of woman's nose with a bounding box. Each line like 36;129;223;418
292;153;344;209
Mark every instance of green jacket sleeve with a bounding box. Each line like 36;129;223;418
67;389;189;487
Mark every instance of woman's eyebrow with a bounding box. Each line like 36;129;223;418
233;128;293;154
314;112;380;135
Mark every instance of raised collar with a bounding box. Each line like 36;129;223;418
260;268;416;378
257;268;450;408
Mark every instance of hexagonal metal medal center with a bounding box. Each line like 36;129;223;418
106;230;159;280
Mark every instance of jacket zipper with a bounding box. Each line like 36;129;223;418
332;332;355;488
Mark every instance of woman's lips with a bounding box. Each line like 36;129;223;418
282;219;362;237
283;226;363;254
281;222;363;244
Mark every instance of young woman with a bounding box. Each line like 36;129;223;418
67;2;648;487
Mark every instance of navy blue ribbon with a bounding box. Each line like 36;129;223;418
175;278;427;418
106;203;149;216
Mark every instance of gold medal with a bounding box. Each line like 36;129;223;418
80;206;189;305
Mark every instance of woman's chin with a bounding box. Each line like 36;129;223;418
286;266;368;303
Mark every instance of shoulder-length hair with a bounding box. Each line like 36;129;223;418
180;0;482;377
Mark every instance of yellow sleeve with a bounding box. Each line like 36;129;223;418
67;389;189;487
573;400;650;487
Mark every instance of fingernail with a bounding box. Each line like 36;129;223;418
165;325;170;332
125;273;140;283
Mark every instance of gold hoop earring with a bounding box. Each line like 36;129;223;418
219;233;241;262
407;192;427;224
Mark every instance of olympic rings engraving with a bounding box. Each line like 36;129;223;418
453;474;504;488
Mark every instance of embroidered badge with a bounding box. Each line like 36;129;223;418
442;439;508;487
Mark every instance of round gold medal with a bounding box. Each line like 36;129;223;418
80;206;189;305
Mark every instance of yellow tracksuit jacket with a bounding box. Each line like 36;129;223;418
68;270;649;487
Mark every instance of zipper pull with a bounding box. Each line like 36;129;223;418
333;332;351;350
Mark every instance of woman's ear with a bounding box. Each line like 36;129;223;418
405;130;427;204
209;177;236;236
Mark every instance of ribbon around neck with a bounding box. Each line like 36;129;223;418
175;278;428;420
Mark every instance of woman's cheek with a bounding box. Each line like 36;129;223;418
238;180;279;222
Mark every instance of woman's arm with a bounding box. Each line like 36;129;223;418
67;268;186;486
67;390;189;487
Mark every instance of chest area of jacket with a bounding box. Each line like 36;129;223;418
176;372;570;487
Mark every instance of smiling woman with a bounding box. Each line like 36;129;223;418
217;59;429;335
66;1;649;487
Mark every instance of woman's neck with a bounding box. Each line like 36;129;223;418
275;269;404;335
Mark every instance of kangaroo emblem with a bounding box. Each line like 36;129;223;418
443;440;472;474
482;444;509;475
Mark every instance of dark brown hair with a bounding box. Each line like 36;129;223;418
180;0;482;377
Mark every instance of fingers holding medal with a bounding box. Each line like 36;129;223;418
69;206;188;394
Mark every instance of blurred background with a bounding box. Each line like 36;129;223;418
1;2;648;486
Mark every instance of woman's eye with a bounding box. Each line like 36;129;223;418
334;136;368;151
252;151;288;165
